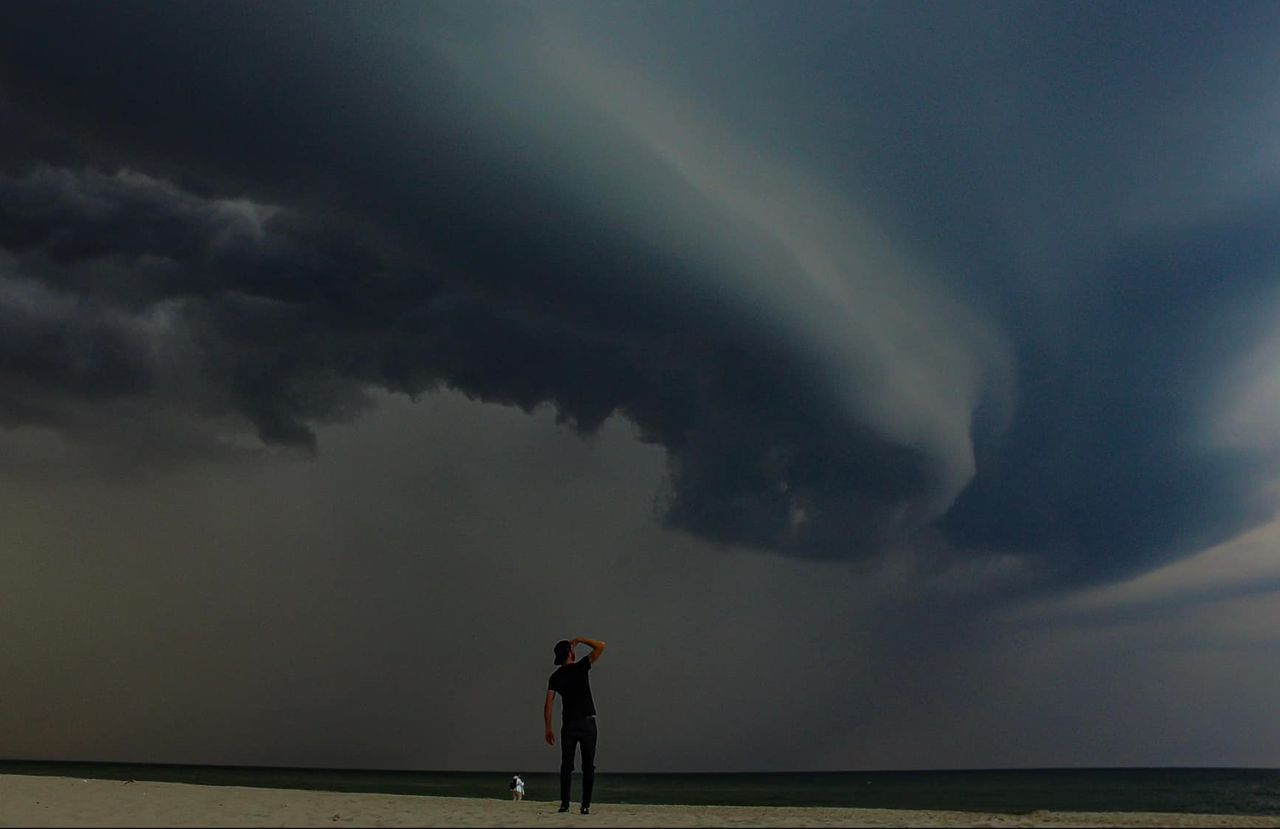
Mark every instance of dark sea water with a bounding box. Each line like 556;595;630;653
2;762;1278;815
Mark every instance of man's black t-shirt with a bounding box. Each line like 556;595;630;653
547;658;596;723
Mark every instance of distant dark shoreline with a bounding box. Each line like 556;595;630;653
1;761;1277;815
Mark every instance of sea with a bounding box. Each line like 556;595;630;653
1;762;1278;815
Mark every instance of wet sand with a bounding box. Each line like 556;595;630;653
2;773;1278;827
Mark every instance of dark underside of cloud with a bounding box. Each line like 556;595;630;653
2;1;1279;587
942;202;1280;580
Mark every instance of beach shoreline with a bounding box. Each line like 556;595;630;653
1;773;1278;827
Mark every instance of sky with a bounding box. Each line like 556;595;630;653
1;0;1280;773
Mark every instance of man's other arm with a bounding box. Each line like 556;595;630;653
572;636;607;663
544;691;556;745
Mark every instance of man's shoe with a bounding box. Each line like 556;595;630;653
580;806;590;815
557;804;570;813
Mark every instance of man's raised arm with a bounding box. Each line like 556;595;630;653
572;636;607;663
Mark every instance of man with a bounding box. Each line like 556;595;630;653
544;635;606;815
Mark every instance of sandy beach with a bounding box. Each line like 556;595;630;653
1;774;1278;828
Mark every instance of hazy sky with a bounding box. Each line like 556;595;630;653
2;0;1280;773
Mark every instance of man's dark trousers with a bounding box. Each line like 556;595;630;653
559;716;597;808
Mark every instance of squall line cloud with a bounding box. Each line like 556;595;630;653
1;1;1279;585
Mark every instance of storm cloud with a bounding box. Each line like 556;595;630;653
2;0;1279;582
4;0;1280;776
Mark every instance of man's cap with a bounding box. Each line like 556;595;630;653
553;640;571;665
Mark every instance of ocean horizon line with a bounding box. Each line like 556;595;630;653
3;759;1278;775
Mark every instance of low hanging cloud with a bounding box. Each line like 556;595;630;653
0;151;1005;562
2;1;1280;583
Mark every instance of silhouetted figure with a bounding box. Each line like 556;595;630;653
544;636;606;815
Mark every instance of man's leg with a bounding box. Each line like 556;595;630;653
580;719;598;809
559;725;580;809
